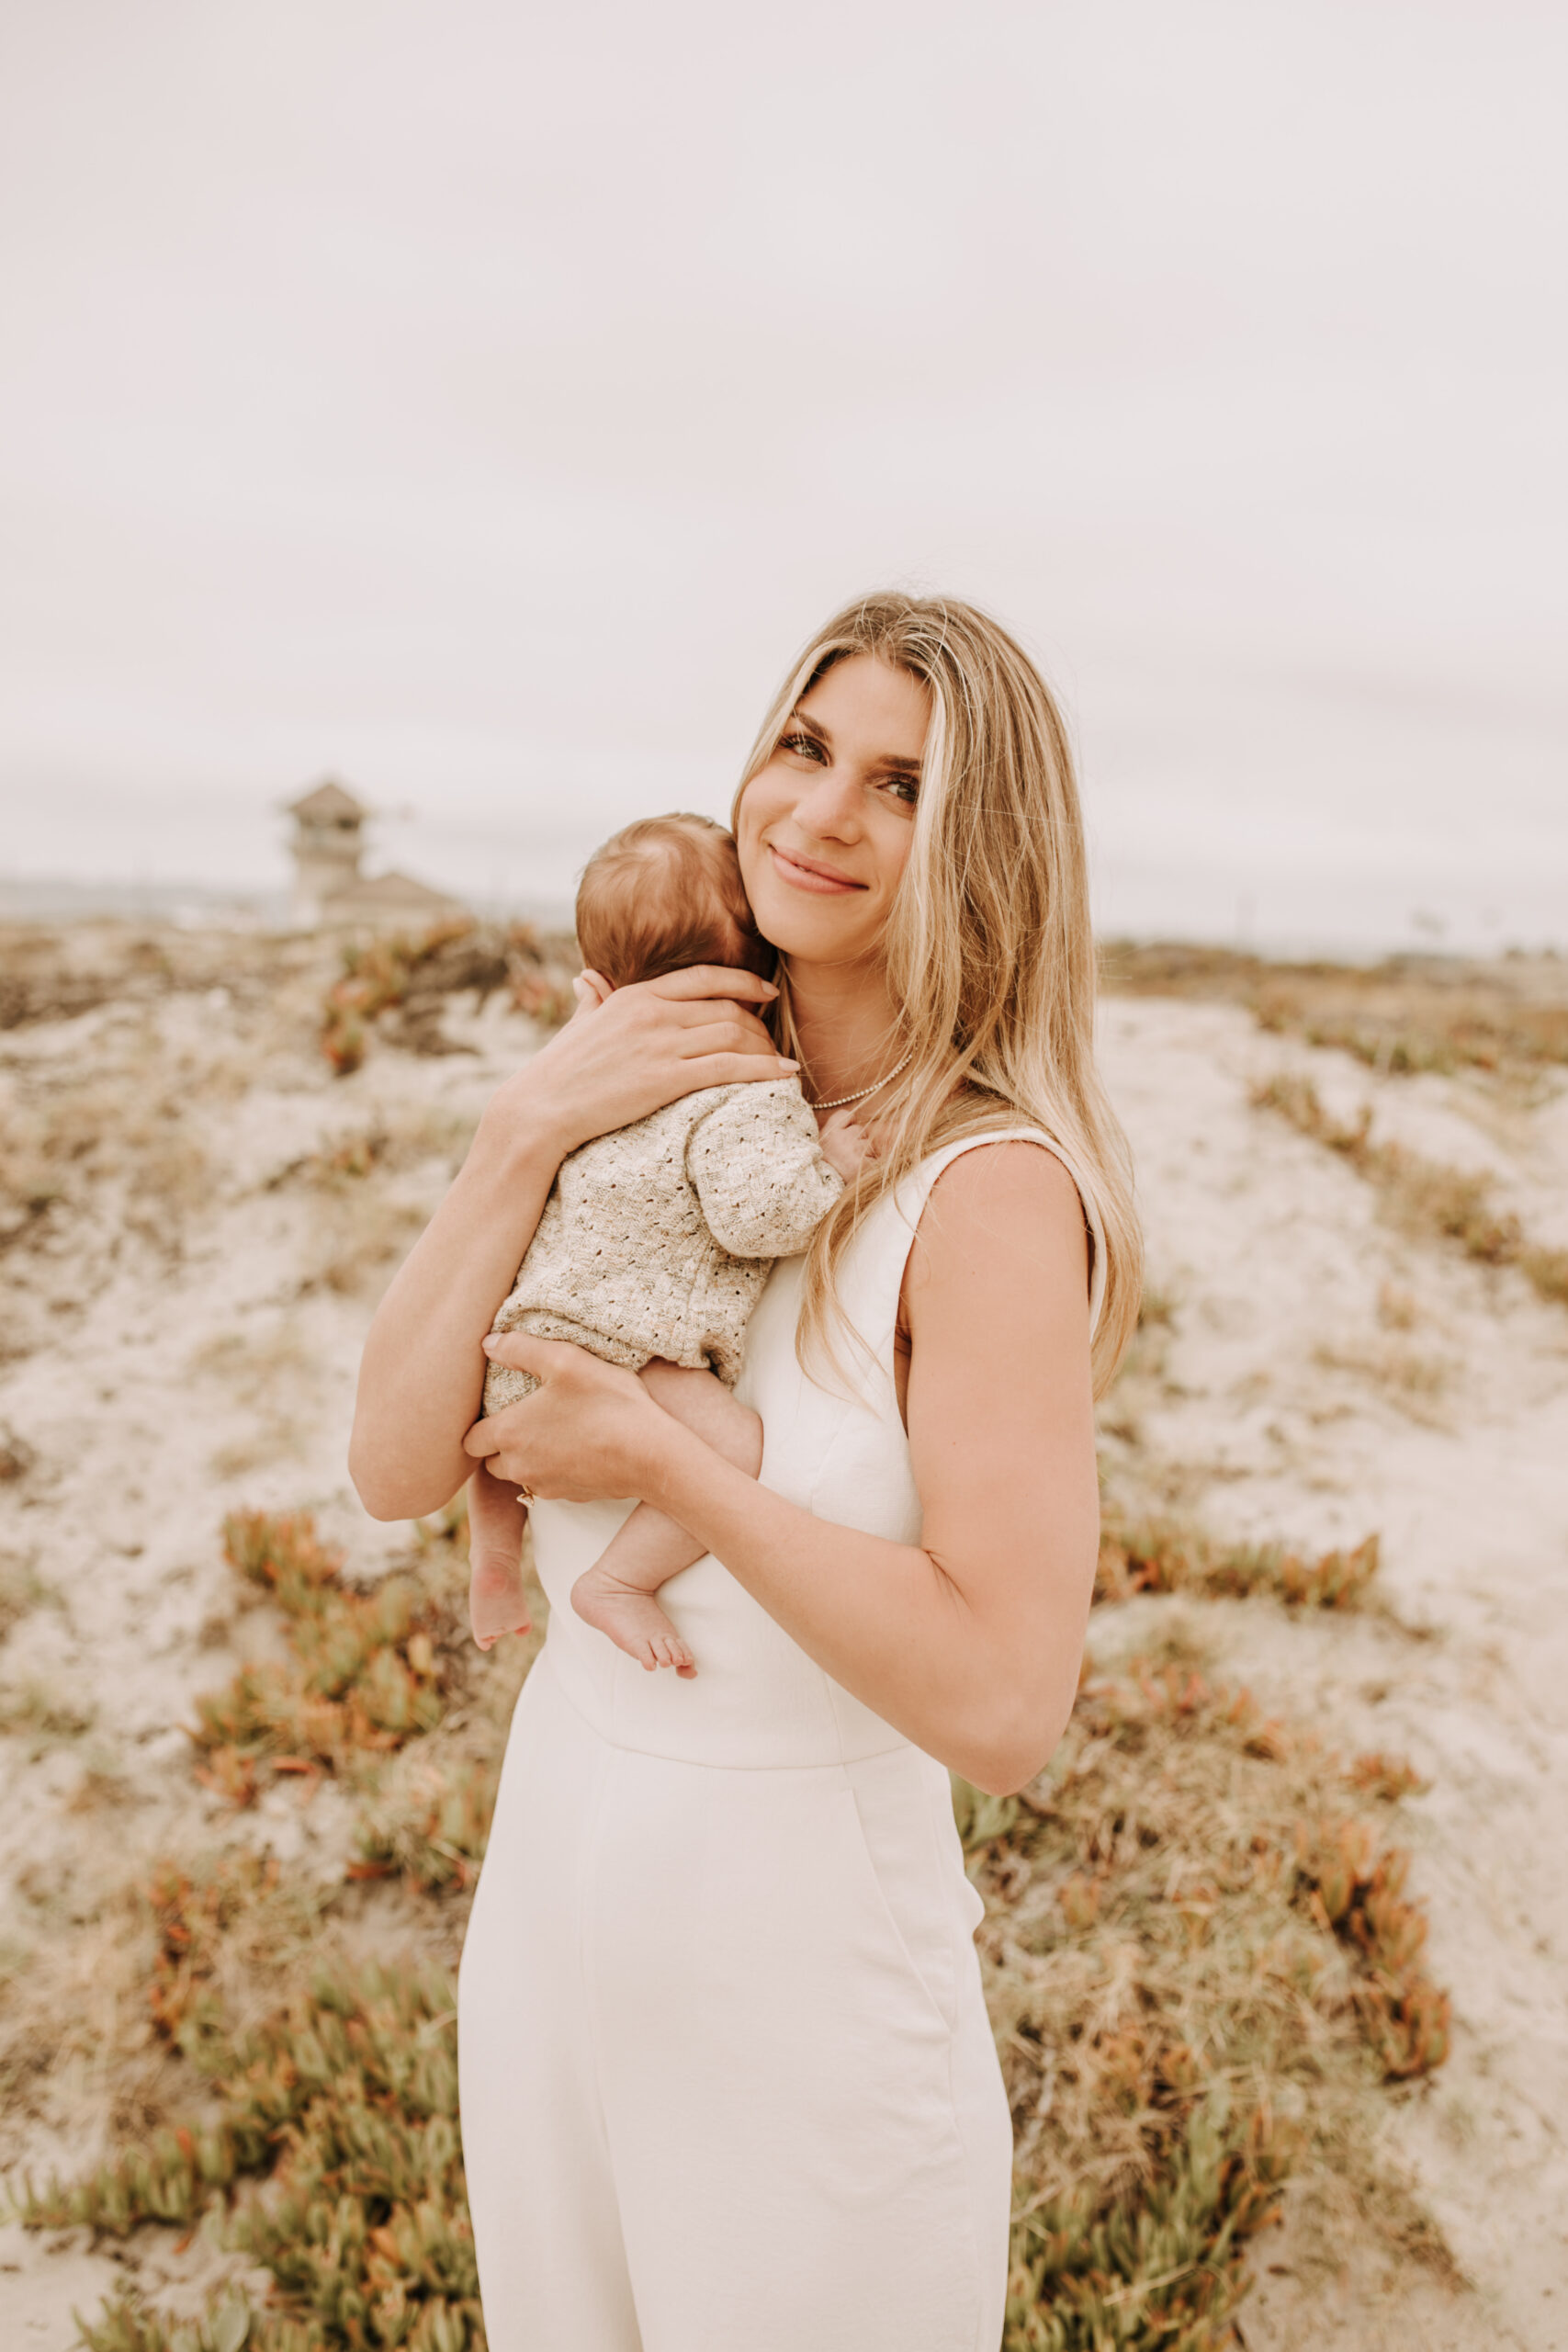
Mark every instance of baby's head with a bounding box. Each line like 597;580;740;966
575;814;773;989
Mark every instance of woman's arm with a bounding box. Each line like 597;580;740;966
468;1143;1098;1793
349;967;791;1521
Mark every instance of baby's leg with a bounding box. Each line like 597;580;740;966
570;1363;762;1678
467;1464;533;1651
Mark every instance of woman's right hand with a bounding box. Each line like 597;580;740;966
350;964;789;1524
483;966;793;1161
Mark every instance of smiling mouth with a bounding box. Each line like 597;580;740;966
767;842;865;895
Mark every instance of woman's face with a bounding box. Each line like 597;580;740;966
737;653;931;967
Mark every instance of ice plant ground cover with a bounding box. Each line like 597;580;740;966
18;1510;1447;2352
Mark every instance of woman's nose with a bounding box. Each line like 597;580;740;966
792;764;861;842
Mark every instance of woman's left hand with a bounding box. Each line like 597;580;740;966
463;1333;658;1500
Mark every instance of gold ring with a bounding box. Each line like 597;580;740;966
516;1483;536;1502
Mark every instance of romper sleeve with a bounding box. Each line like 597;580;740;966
684;1080;844;1261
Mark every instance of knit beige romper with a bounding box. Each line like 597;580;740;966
482;1077;842;1414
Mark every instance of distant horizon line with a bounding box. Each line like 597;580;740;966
3;870;1562;973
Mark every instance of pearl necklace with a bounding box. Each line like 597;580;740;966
806;1050;913;1113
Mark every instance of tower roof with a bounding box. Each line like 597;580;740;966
288;779;367;823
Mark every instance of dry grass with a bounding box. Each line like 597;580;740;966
1;922;336;1017
1101;943;1568;1081
982;1637;1451;2347
1097;1507;1382;1614
281;1108;477;1304
0;1063;209;1261
0;1549;45;1638
1311;1340;1454;1417
267;1110;472;1198
9;1505;1450;2352
195;1327;315;1478
0;1872;164;2156
318;919;578;1077
1253;1072;1568;1308
0;928;204;1034
302;1193;432;1302
0;1680;97;1752
0;1419;38;1480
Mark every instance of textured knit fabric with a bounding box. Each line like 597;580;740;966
459;1129;1106;2352
481;1077;841;1412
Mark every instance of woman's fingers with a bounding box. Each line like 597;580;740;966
649;994;777;1043
667;1012;787;1061
594;978;779;1060
603;992;789;1080
648;966;779;1004
484;956;789;1156
462;1335;572;1464
462;1336;655;1499
570;971;612;1013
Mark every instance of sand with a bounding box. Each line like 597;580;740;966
1098;996;1568;2350
1;931;1565;2349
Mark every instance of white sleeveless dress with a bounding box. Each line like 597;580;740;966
457;1132;1104;2352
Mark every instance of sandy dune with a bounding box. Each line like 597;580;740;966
1;934;1564;2348
1100;997;1568;2350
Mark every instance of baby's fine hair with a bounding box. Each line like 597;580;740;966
575;814;773;989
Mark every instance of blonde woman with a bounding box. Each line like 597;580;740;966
350;594;1140;2352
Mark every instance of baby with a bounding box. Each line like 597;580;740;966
467;813;864;1674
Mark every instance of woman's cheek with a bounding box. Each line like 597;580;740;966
733;801;773;907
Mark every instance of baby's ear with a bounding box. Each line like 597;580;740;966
573;969;615;1010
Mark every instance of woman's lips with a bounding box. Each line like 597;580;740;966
767;843;864;895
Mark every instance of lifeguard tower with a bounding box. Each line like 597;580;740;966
286;779;464;930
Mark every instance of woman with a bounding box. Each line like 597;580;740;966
350;593;1141;2352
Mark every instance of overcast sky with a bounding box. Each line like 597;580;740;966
2;1;1563;948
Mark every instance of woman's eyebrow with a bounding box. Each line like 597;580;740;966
787;708;920;777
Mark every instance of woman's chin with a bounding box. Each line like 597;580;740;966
755;909;878;967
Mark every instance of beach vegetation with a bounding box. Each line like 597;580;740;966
1252;1073;1568;1308
13;1506;1449;2352
974;1640;1450;2346
318;921;577;1076
1101;943;1568;1080
1097;1508;1381;1612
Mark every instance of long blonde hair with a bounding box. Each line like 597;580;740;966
732;591;1142;1399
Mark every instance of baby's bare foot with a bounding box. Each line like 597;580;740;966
468;1556;533;1651
572;1568;695;1678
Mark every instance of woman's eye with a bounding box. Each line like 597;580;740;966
779;732;825;763
883;777;919;808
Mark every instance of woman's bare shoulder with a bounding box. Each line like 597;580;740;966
897;1136;1090;1351
923;1136;1086;1258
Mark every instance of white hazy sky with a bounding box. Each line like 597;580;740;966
2;0;1564;948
